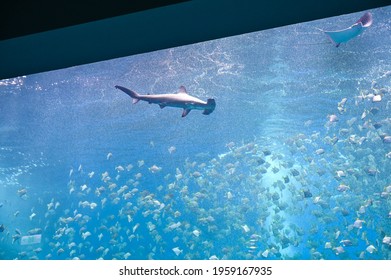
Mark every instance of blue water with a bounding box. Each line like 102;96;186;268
0;6;390;260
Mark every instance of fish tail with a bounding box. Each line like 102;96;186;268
115;85;140;104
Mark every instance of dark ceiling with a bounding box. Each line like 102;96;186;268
1;0;389;79
0;0;188;40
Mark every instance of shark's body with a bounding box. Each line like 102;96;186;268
115;85;216;117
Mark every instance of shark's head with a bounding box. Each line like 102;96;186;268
202;99;216;115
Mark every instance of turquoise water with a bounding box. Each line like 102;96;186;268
0;6;390;260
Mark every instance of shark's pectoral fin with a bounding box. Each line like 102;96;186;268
133;99;140;104
182;109;191;117
159;104;167;109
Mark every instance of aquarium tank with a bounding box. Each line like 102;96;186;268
0;5;390;260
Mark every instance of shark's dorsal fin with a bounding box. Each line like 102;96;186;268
178;86;188;94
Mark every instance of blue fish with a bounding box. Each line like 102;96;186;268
320;12;373;47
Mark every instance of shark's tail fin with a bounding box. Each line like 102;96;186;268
115;85;140;104
203;99;216;115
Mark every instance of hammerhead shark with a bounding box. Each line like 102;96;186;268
115;85;216;117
